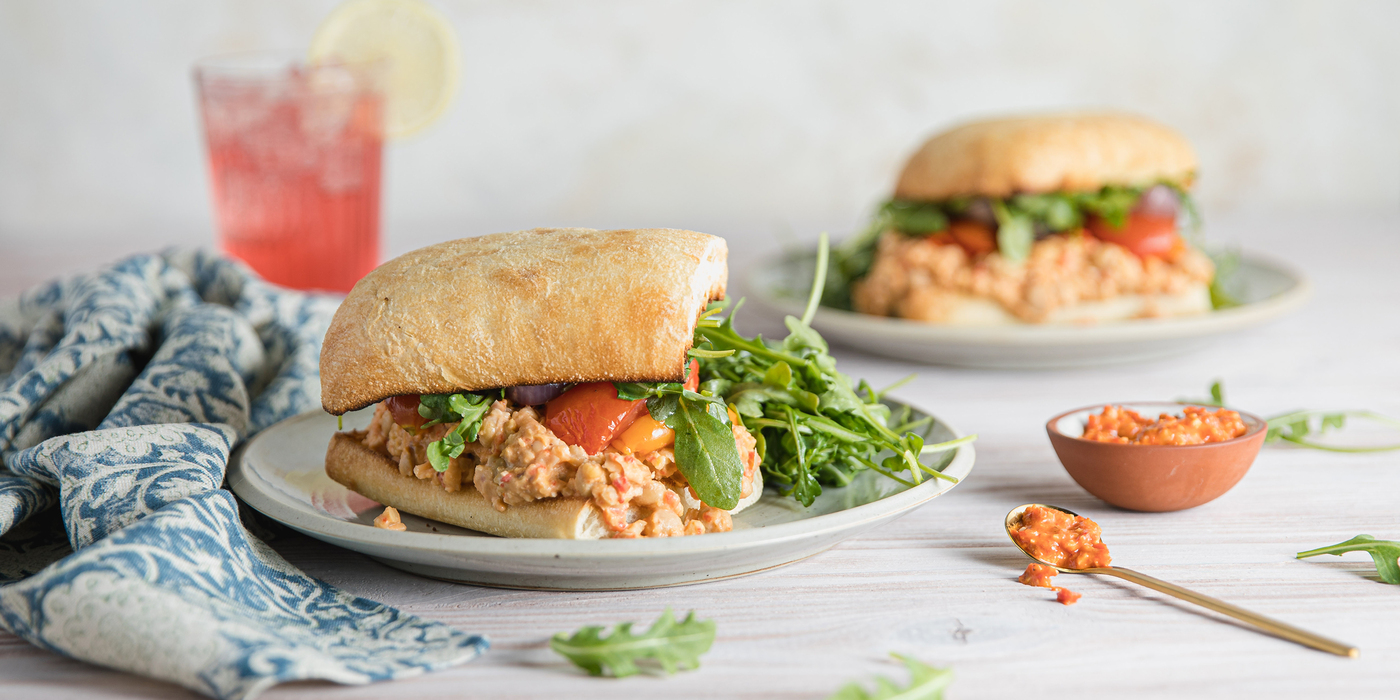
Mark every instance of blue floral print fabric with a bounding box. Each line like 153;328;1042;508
0;251;487;699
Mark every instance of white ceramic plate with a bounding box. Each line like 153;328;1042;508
228;401;974;590
746;251;1311;369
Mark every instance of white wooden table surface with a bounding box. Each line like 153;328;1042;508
3;214;1398;698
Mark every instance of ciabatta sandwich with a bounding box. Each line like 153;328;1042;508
321;228;762;539
841;112;1217;325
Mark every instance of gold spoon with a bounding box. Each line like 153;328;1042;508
1005;504;1358;658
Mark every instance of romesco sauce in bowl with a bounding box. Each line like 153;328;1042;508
1046;402;1267;512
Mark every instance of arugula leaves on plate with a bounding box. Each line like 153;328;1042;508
1297;536;1400;585
550;608;715;677
622;234;972;508
827;653;954;700
1181;381;1400;453
696;234;972;506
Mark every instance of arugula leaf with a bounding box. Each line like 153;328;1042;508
614;380;749;509
1010;193;1080;231
1073;185;1141;228
1182;381;1400;453
1207;247;1243;309
1265;409;1400;452
991;200;1034;262
882;199;949;234
614;381;682;402
1297;535;1400;584
828;653;954;700
550;608;716;678
666;390;743;510
420;392;496;472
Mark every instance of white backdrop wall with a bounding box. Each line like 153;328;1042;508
1;0;1396;261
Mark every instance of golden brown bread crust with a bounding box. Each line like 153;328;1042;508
320;228;728;414
894;112;1198;200
326;432;611;539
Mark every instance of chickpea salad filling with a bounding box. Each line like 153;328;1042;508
830;183;1238;321
357;396;759;537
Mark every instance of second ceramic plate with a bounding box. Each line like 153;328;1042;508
229;400;974;591
747;250;1310;369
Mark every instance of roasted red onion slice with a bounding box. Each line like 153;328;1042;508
964;197;998;229
1132;184;1180;219
505;383;568;406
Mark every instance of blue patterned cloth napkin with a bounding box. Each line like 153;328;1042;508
0;251;487;699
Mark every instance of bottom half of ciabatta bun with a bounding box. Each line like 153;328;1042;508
325;433;764;540
915;283;1212;326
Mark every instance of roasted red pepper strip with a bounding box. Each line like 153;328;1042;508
545;382;647;455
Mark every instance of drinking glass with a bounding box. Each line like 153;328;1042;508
195;53;383;292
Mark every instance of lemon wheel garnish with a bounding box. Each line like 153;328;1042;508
309;0;459;139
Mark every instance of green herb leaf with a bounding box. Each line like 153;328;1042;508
1011;193;1080;231
764;361;793;388
419;391;496;471
827;653;954;700
1075;186;1141;228
1297;535;1400;585
665;392;744;510
1266;409;1400;452
614;381;682;402
550;608;716;678
647;392;680;425
783;315;829;353
1183;381;1400;453
991;200;1033;262
1207;247;1243;309
883;200;950;234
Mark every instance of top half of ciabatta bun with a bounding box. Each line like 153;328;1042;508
894;112;1198;201
321;228;728;415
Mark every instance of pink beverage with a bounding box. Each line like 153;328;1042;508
195;54;383;293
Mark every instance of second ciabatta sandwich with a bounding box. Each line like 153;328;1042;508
839;112;1218;325
321;228;762;540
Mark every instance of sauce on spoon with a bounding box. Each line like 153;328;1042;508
1010;504;1112;604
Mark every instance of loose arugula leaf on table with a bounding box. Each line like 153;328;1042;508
420;391;497;471
827;653;954;700
550;609;715;678
1297;535;1400;584
1263;410;1400;452
1181;381;1400;453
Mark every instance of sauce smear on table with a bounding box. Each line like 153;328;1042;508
1018;564;1082;605
1012;505;1112;605
1081;405;1247;445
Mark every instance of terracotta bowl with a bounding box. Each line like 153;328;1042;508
1046;402;1268;512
